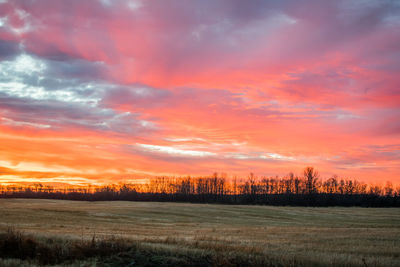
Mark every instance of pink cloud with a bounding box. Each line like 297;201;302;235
0;0;399;184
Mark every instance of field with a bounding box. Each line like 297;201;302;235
0;199;400;266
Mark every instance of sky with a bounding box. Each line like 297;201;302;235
0;0;399;185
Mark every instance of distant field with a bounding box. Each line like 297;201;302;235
0;199;400;266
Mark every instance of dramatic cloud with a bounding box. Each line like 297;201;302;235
0;0;399;185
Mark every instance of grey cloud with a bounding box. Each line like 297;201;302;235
101;84;170;109
0;93;152;134
0;53;158;134
0;40;21;59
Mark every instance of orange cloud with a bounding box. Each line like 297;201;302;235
0;0;399;185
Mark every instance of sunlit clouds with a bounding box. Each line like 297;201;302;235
0;0;399;185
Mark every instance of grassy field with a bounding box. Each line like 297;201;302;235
0;199;399;266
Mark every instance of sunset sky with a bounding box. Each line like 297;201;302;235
0;0;399;185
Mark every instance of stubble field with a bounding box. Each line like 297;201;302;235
0;199;399;266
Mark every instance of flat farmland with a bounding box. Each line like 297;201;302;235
0;199;399;266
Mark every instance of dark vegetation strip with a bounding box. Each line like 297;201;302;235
1;191;399;207
1;167;399;206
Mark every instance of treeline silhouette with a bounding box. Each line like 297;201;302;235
1;167;399;206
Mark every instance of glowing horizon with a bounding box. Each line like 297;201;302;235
0;0;399;185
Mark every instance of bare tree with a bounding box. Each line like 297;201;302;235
304;167;319;194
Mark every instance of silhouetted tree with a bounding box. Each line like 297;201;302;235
1;167;399;207
304;167;319;194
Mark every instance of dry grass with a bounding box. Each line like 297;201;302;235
0;199;399;266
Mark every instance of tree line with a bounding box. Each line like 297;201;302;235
1;167;399;206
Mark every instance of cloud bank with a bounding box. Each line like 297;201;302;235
0;0;399;184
